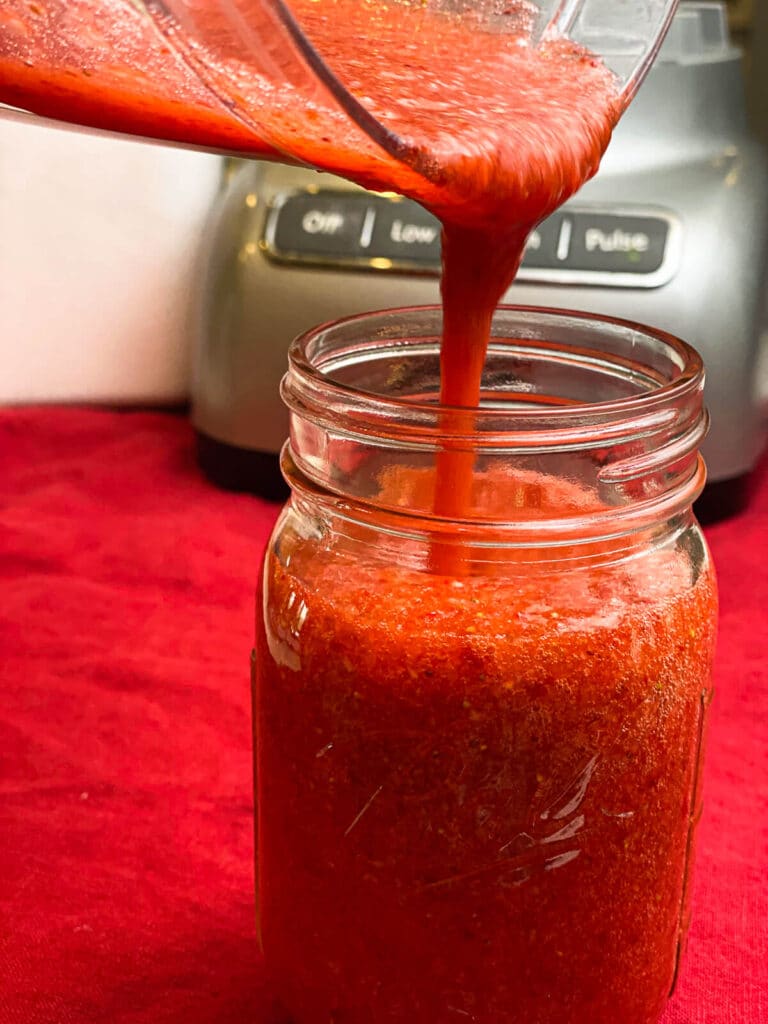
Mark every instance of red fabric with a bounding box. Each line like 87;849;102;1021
0;406;766;1023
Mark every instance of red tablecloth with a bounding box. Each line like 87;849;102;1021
1;407;766;1024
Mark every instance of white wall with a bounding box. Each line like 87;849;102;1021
0;114;222;404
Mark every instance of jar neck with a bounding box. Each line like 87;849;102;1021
281;306;708;560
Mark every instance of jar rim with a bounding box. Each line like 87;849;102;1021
287;304;704;430
282;305;708;540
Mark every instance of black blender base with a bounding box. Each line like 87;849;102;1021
694;473;752;525
196;431;751;523
195;432;289;502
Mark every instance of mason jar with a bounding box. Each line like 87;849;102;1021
253;306;718;1024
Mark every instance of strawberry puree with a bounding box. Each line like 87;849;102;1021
256;469;718;1023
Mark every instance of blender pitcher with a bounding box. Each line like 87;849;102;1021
0;0;680;183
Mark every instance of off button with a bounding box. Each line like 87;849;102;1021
269;192;369;257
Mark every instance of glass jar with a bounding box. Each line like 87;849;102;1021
253;306;718;1024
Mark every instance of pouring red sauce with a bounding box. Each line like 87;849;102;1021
3;5;717;1022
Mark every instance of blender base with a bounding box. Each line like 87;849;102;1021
195;432;289;503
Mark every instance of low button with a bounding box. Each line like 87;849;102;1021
270;192;369;258
568;214;669;275
368;201;442;266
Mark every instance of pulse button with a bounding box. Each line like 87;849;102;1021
567;214;669;274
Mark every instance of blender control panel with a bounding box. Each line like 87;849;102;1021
263;191;681;289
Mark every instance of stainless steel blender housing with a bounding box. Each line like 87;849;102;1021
191;2;768;510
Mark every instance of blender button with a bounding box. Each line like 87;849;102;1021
568;214;669;274
520;214;564;270
267;192;370;258
368;201;442;265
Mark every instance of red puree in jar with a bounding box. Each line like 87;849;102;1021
257;469;717;1023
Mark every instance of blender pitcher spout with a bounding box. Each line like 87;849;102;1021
1;0;680;167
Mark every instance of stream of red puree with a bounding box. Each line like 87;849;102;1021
2;3;718;1022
